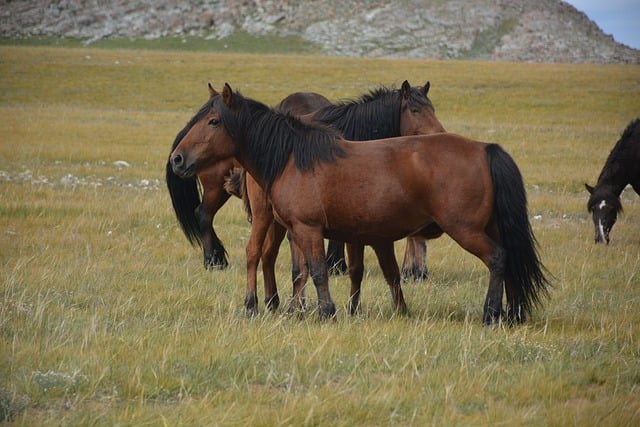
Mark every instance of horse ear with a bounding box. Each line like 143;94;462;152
585;183;594;194
422;81;431;96
401;80;411;99
208;82;219;98
222;82;234;108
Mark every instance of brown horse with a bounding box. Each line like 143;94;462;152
225;80;445;315
170;84;550;325
166;90;331;269
167;86;436;278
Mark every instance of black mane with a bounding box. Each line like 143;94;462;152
587;118;640;212
215;91;346;191
313;85;434;141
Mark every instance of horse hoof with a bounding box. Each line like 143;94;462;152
287;305;306;319
505;306;526;325
401;267;428;282
265;294;280;311
397;302;409;316
204;250;229;270
318;303;337;320
245;297;259;317
482;313;501;326
204;257;228;271
348;302;360;316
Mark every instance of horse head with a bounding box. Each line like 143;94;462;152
585;183;622;244
170;83;237;179
399;80;446;136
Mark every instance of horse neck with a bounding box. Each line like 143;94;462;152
317;93;400;140
595;156;633;197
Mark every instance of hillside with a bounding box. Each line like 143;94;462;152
1;0;638;63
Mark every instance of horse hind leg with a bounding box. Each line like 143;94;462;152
401;237;428;281
372;242;408;315
443;227;504;325
484;246;506;325
346;242;365;315
504;266;527;324
326;240;347;275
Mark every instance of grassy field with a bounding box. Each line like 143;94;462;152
1;44;639;425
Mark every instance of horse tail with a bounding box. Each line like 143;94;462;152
486;144;551;315
166;129;203;248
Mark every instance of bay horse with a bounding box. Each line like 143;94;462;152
314;81;445;279
170;83;550;324
165;91;331;269
223;80;445;315
585;118;640;244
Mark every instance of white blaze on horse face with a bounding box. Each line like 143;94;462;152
597;219;605;240
598;199;607;210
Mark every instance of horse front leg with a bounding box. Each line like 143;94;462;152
243;208;272;316
261;219;286;311
242;175;281;315
346;242;365;315
371;241;408;315
401;237;428;281
287;232;309;316
291;226;336;319
198;176;232;270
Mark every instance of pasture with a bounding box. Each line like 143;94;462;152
1;45;639;425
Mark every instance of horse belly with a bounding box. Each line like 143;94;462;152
321;170;431;242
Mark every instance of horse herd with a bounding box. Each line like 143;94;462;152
166;80;639;325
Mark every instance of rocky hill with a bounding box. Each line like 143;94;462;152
1;0;638;63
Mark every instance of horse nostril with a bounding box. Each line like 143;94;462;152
172;153;183;167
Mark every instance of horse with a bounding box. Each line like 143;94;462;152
313;81;445;279
169;81;444;314
170;83;551;325
222;80;445;315
165;90;331;269
585;118;640;244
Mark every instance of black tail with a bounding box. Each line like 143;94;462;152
166;128;203;248
486;144;551;316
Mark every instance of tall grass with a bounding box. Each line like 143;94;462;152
1;45;639;425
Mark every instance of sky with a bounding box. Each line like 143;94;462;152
565;0;640;49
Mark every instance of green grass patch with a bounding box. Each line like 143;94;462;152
0;32;321;55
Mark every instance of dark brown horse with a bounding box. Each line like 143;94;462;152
170;84;550;324
225;80;445;315
166;90;331;269
585;118;640;244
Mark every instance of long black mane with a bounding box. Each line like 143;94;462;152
588;118;640;212
313;85;433;140
216;91;345;191
165;118;204;246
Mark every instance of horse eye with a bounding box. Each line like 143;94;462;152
208;118;219;127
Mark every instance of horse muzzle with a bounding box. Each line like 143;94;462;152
170;152;196;178
594;221;610;244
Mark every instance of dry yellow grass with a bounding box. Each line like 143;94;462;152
1;45;639;425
